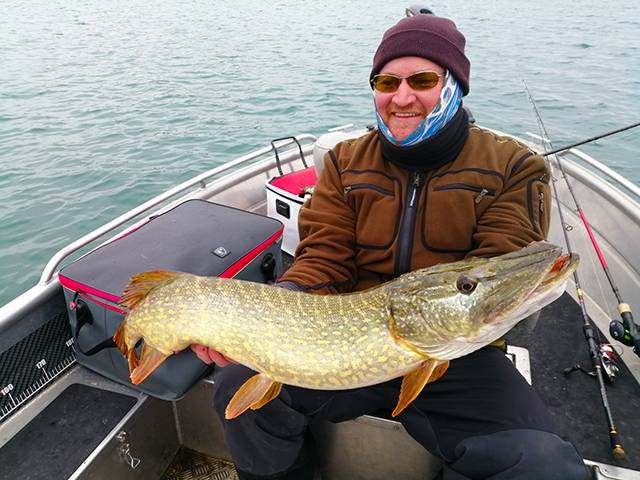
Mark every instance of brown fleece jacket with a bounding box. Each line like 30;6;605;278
279;126;551;294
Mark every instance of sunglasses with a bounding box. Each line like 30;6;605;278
370;70;445;93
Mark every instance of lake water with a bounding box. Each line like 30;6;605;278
1;0;639;305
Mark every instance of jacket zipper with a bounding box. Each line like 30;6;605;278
343;183;394;201
526;180;547;234
475;188;490;204
432;184;496;204
395;171;423;275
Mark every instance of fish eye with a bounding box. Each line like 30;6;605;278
456;276;478;295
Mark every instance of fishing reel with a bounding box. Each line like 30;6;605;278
609;317;640;357
563;342;621;383
598;343;621;382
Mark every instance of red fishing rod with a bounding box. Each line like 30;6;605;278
548;159;640;355
523;85;640;358
522;81;629;459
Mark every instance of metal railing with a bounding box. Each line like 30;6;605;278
525;132;640;200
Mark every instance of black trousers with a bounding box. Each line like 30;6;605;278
213;347;587;480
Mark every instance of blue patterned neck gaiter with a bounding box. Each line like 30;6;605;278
375;71;463;147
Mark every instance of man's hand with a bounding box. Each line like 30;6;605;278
190;344;236;367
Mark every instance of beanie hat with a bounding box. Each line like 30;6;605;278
370;15;470;96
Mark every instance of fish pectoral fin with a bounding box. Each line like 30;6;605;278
129;342;170;385
225;374;283;420
113;322;140;371
249;381;283;410
431;360;450;382
113;321;128;356
391;360;449;417
119;270;184;310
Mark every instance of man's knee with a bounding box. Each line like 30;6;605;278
447;429;588;480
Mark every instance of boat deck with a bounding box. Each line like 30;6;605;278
506;293;640;470
0;384;137;479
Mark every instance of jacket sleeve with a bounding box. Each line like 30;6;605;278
277;145;358;294
466;152;551;258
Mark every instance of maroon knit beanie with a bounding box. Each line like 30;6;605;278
370;15;470;96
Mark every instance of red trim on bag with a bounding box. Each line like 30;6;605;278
58;273;127;315
219;227;284;278
59;274;124;309
79;291;128;315
269;166;317;195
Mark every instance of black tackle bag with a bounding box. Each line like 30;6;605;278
59;199;283;400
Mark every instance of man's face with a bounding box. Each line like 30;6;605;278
374;56;445;141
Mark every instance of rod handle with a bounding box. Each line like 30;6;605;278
610;428;625;460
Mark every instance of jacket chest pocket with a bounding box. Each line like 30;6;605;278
343;180;401;249
421;183;496;252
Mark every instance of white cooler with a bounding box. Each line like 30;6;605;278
266;166;317;255
266;129;366;256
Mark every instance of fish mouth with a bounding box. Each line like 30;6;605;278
483;251;579;325
532;252;576;292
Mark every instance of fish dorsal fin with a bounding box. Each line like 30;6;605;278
119;270;184;310
392;360;449;417
225;373;283;419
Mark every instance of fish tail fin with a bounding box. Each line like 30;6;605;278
391;360;449;417
225;374;283;419
119;270;184;310
129;342;169;385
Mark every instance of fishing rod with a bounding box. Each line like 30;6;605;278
540;121;640;157
526;94;640;357
523;81;625;459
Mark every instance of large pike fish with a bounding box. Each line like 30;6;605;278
114;241;577;419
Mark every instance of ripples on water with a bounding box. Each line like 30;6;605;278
1;0;639;304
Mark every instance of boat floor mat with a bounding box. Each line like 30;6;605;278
0;383;137;479
162;447;238;480
506;292;640;470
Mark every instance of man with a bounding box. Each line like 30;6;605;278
192;13;588;480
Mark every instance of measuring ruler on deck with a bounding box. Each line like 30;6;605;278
0;311;76;423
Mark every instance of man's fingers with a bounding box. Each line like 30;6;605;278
209;350;232;367
190;344;214;364
189;344;236;367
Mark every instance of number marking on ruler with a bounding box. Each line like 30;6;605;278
0;352;76;422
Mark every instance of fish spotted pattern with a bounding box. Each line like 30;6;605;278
113;241;578;419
